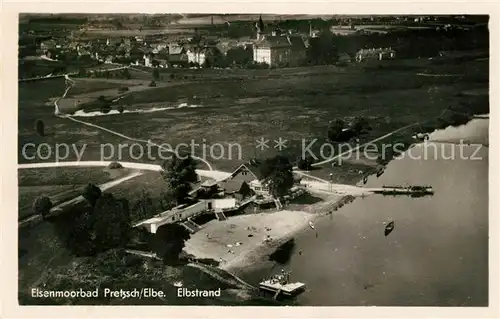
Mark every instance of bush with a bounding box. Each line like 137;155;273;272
32;196;53;219
82;183;102;207
108;162;123;169
100;104;111;114
34;119;45;137
148;80;156;87
117;105;124;113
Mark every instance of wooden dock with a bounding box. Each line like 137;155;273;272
259;279;306;297
370;185;434;196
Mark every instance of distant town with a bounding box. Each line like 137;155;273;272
19;14;487;78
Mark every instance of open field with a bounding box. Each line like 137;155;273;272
18;57;488;180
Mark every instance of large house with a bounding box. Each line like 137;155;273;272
355;47;396;62
187;47;207;65
253;34;307;67
167;43;188;66
220;163;270;198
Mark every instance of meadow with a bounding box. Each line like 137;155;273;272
18;56;488;179
18;166;133;219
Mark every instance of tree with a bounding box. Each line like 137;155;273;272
131;189;155;221
82;183;102;207
122;68;131;79
34;119;45;137
78;67;87;77
32;196;53;219
297;155;315;170
52;193;131;256
351;116;371;135
161;155;198;205
152;68;160;80
327;119;345;142
91;194;132;252
150;223;191;264
306;33;339;65
51;202;96;256
259;155;295;198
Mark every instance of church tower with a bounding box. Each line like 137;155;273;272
255;15;265;41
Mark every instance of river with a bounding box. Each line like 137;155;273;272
243;118;489;306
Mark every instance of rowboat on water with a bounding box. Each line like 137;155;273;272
384;221;395;236
309;221;315;230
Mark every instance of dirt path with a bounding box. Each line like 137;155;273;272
55;76;214;171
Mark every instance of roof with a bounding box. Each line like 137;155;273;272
228;163;261;181
221;179;247;193
255;35;306;50
357;47;395;55
255;36;292;49
201;179;218;187
168;44;185;55
288;36;306;50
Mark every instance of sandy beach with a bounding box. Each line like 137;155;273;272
183;192;349;273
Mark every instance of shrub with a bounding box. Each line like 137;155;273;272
100;104;111;114
82;183;102;207
117;105;124;113
108;162;123;169
148;80;157;87
34;119;45;137
32;196;53;219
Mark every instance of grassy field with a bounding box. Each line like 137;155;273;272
18;56;488;178
18;166;132;219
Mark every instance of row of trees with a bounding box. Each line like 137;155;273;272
78;67;131;79
327;116;372;143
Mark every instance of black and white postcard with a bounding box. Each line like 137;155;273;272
1;1;499;318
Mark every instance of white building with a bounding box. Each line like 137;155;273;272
143;54;153;67
187;48;206;65
134;198;237;234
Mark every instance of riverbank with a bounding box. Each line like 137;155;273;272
237;116;489;306
184;192;350;275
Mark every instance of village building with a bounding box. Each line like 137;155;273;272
253;34;307;67
167;43;189;66
104;55;114;64
252;17;307;67
187;47;207;65
133;162;307;235
355;47;396;62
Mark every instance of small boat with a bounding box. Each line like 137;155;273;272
384;221;395;236
376;169;384;178
309;221;315;230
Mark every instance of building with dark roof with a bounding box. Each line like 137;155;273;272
253;34;307;67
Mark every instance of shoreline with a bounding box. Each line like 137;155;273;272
187;113;489;280
184;192;353;276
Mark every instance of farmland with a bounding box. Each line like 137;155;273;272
18;55;488;179
18;166;134;219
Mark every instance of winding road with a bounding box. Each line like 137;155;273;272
56;75;214;171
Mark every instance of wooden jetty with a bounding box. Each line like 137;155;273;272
259;271;306;299
372;185;434;196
